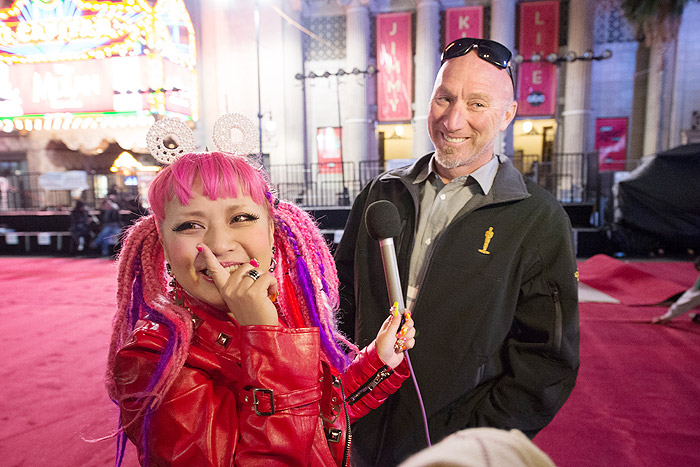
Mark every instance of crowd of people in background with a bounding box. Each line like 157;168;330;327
69;187;130;257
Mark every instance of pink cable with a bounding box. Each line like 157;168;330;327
403;350;431;447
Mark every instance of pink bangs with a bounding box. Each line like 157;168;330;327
148;152;270;220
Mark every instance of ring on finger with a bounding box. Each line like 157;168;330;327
246;269;261;281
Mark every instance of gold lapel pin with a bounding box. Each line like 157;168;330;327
478;227;494;255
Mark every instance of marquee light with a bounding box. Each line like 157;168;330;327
0;0;198;123
0;0;196;68
0;112;162;133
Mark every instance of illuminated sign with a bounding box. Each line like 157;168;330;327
0;0;197;122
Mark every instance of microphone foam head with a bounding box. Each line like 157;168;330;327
365;200;402;240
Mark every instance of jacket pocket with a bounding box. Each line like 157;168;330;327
548;281;563;353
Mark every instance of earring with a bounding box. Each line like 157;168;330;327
269;246;277;273
167;268;185;307
166;263;177;289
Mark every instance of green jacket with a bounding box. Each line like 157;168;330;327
335;154;580;465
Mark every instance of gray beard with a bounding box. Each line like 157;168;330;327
434;147;478;170
434;141;495;171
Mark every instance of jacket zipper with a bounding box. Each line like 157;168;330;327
345;365;393;406
338;378;351;467
550;283;563;352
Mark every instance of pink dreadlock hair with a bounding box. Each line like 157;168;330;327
106;152;357;462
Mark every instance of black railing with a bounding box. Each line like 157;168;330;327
267;162;358;207
0;154;643;219
514;152;600;204
0;171;136;212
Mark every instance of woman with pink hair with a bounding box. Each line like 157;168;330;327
105;117;415;466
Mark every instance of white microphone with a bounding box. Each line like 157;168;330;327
365;200;405;316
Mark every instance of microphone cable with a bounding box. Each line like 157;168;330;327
365;200;432;448
403;350;431;447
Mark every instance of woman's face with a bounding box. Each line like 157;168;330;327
159;179;274;310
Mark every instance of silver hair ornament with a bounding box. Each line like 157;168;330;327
212;113;259;156
146;118;197;164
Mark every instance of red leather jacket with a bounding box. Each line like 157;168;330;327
113;303;409;466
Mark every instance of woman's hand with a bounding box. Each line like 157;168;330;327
376;303;416;369
197;244;279;326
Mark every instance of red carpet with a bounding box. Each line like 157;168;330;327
0;257;138;467
1;257;699;466
534;257;700;467
578;254;692;305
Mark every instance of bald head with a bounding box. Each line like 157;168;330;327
437;51;515;102
427;51;518;180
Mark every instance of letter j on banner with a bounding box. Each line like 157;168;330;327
376;12;413;122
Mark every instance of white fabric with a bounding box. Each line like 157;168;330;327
661;286;700;320
578;282;619;303
399;428;557;467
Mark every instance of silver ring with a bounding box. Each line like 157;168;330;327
246;269;260;281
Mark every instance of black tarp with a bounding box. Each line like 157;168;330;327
612;143;700;252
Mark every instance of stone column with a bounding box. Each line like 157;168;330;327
491;0;517;157
560;0;593;202
281;0;307;165
658;38;678;153
342;0;373;172
412;0;440;158
26;132;54;173
643;42;662;156
561;0;594;155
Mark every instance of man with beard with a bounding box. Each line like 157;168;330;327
335;38;580;466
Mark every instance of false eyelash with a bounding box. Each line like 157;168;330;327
172;222;196;232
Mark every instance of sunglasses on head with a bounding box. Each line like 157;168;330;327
441;38;515;89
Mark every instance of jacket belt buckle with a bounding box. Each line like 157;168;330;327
253;388;275;416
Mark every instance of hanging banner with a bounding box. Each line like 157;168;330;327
517;62;557;116
444;6;483;46
317;127;343;174
519;1;560;56
517;1;560;117
595;117;628;172
376;12;413;122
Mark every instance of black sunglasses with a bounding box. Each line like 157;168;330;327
441;38;515;89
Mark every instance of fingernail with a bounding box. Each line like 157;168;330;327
250;258;260;268
399;327;407;336
269;292;278;303
405;310;412;320
197;246;203;252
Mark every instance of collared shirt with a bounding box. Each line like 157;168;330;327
406;155;499;310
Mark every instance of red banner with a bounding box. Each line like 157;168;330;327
517;1;559;116
444;7;483;46
1;56;196;118
517;62;557;116
316;127;343;174
6;59;121;115
595;118;628;172
519;1;560;56
376;12;413;122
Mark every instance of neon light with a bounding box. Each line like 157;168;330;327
0;0;195;68
0;0;197;123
